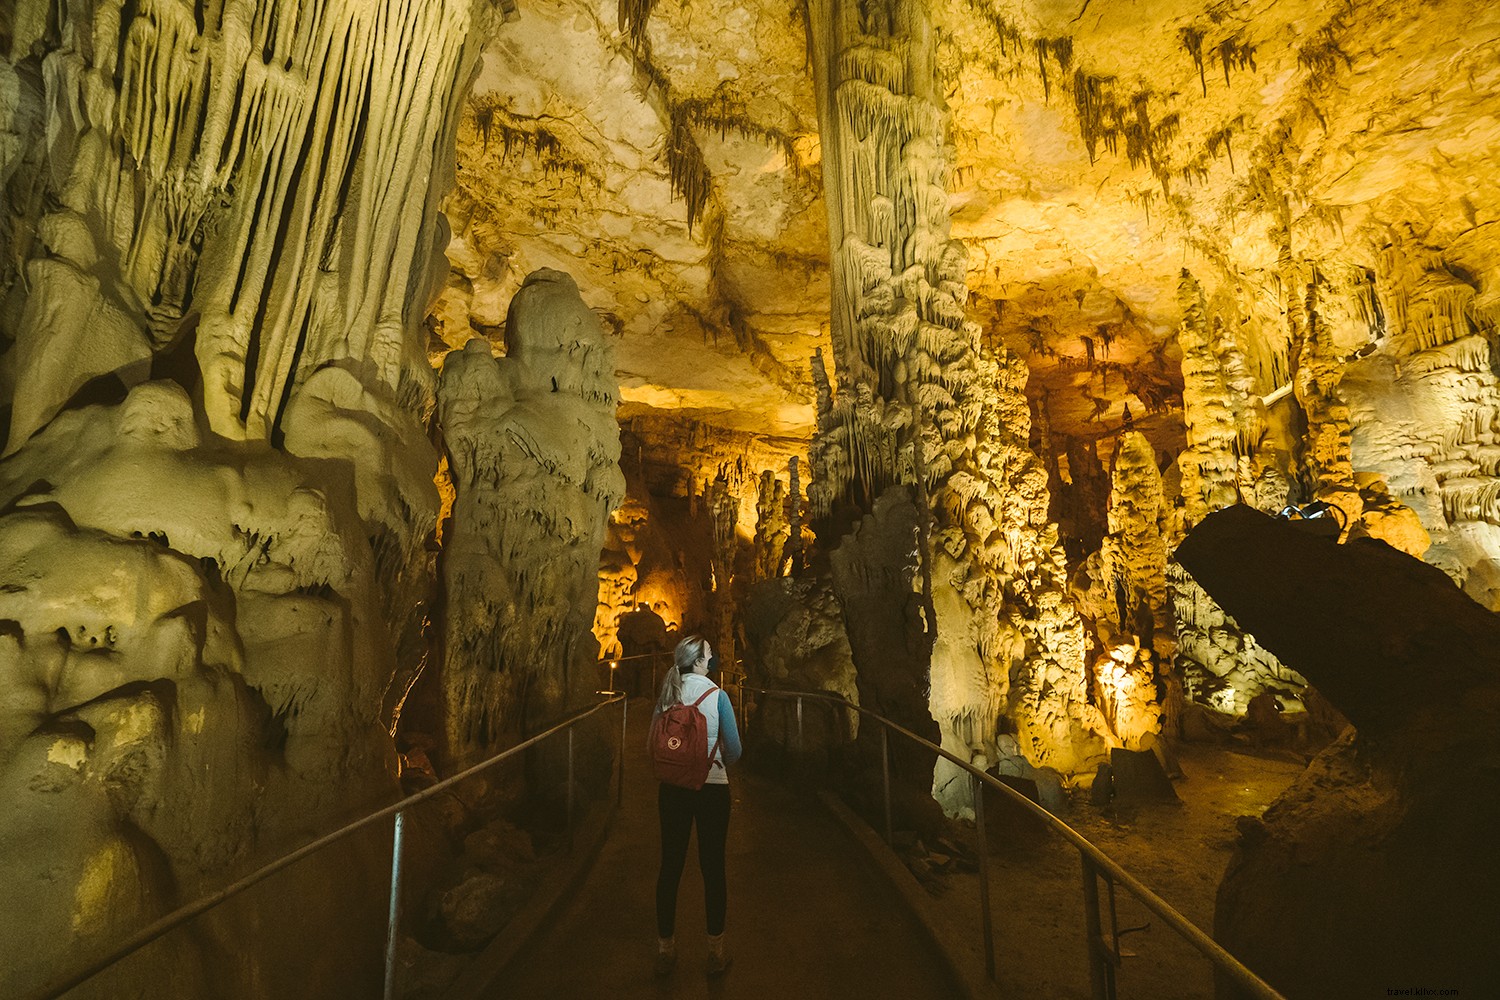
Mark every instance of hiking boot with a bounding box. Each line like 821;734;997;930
706;934;732;977
654;938;676;978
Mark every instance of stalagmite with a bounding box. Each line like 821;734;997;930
437;269;624;761
1091;431;1168;746
707;467;741;668
1175;270;1257;527
9;0;1500;992
753;469;792;581
1164;270;1307;719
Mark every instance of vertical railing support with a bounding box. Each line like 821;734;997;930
566;727;575;849
618;696;627;806
382;809;407;1000
880;725;893;846
1081;852;1116;1000
738;678;748;740
795;695;804;753
1104;868;1121;963
972;771;996;980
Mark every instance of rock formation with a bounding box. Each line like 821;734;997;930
752;469;791;581
436;269;624;762
0;0;490;993
801;0;1110;817
1080;430;1168;747
742;573;860;753
1177;505;1500;999
7;0;1500;990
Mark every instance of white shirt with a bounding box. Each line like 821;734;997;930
679;672;731;785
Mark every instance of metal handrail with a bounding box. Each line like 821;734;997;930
30;692;629;1000
744;685;1285;1000
597;651;673;664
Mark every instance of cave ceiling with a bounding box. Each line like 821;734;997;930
436;0;1500;469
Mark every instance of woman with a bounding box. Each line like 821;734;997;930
652;634;742;977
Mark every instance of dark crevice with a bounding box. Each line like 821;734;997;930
269;308;312;447
113;0;140;90
240;81;321;424
324;53;373;274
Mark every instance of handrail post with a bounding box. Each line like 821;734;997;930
739;678;748;740
881;724;893;846
382;809;407;1000
1081;852;1116;1000
972;771;996;981
795;695;804;753
566;727;575;850
1104;869;1122;962
618;695;628;806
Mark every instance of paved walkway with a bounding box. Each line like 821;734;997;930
495;699;959;999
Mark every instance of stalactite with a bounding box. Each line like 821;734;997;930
616;0;658;53
666;105;712;234
1179;27;1207;97
1033;38;1077;103
677;83;805;175
1206;120;1240;173
1219;38;1257;86
1071;69;1121;165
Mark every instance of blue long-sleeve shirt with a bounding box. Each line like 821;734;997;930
715;689;743;767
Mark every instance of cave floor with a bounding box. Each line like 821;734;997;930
494;697;962;999
924;740;1310;999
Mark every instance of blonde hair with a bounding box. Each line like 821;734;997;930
656;634;708;713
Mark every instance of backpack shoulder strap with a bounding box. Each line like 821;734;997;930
689;684;719;709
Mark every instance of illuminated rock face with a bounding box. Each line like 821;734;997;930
1086;431;1168;746
4;1;475;453
0;428;397;996
798;0;1109;812
0;1;485;994
447;0;1500;724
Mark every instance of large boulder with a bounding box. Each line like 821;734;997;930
1176;505;1500;999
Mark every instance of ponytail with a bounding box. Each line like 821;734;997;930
657;634;707;713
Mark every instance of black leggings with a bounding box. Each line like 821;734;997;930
656;781;731;937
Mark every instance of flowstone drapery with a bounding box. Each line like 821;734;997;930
4;0;473;451
436;269;624;762
0;2;487;995
1339;234;1500;607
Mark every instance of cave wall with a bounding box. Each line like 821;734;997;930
0;1;492;994
409;0;1500;798
7;0;1500;987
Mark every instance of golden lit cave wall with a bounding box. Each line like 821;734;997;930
0;1;494;995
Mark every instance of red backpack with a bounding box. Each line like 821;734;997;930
650;686;721;790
